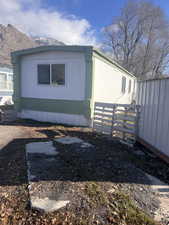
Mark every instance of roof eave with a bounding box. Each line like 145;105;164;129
12;45;93;57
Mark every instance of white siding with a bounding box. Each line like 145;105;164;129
137;79;169;157
19;110;89;126
21;51;86;100
92;57;135;104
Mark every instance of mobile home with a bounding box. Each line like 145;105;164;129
0;65;13;105
11;46;136;126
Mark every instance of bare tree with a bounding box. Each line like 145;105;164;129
104;0;169;79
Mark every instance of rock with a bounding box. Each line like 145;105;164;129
30;197;70;213
107;188;116;193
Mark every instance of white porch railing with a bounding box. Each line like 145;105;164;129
0;81;13;91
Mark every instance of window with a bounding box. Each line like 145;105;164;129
0;73;7;89
121;76;126;93
128;80;132;93
38;64;65;85
52;64;65;85
38;64;50;84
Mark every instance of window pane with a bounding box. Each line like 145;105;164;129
52;64;65;85
128;80;131;93
38;64;50;84
0;73;7;89
121;76;126;93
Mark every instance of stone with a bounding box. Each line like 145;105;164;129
30;197;70;212
107;188;116;193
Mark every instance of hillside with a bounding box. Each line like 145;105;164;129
32;36;64;46
0;24;64;66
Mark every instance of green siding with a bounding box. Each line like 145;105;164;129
12;58;21;112
20;97;91;118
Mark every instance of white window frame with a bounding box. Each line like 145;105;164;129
0;72;13;90
0;71;13;91
7;73;13;90
37;63;66;87
0;72;7;90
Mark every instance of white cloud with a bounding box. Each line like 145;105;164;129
103;24;119;34
0;0;98;45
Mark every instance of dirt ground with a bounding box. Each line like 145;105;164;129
0;119;168;225
0;125;27;149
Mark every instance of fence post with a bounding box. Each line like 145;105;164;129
101;105;105;134
135;105;140;138
122;106;128;141
111;104;116;137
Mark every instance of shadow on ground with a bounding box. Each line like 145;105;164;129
1;123;169;188
0;131;162;185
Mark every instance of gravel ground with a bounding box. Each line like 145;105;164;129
27;138;160;216
0;119;168;224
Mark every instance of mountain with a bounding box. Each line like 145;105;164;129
0;24;64;66
33;37;65;46
0;24;37;66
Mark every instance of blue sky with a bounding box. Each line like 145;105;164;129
0;0;169;45
44;0;169;30
44;0;126;31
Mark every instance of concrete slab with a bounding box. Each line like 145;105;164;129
54;136;93;149
55;136;83;145
27;161;37;181
31;197;70;213
26;141;70;213
26;142;58;155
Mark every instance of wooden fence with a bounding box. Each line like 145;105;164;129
93;102;140;144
